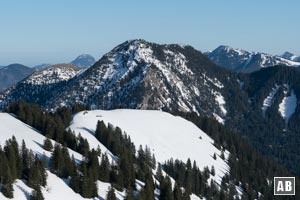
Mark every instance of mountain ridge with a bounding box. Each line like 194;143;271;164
206;45;300;73
2;39;300;175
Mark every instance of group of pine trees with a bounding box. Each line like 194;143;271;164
4;100;89;144
163;158;228;199
175;111;300;199
0;136;46;199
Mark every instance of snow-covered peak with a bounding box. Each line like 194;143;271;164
279;51;300;62
49;38;227;118
0;39;229;121
25;64;82;85
207;45;300;72
214;45;249;56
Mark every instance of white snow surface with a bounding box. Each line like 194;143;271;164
69;109;229;184
0;113;114;200
279;89;297;123
0;110;229;199
211;90;227;119
25;64;81;85
262;85;279;114
213;113;225;125
0;113;83;162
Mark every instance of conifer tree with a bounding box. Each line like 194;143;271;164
210;166;215;177
1;181;14;198
69;171;81;193
159;176;173;200
144;171;155;200
0;148;14;198
99;154;110;182
213;153;217;160
125;187;134;200
106;187;117;200
173;184;183;200
138;188;146;200
43;138;53;151
30;187;44;200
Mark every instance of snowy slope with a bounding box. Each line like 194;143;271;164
26;64;81;85
0;113;83;162
262;85;280;115
279;89;297;124
0;110;224;199
207;45;300;72
69;109;229;184
0;112;120;200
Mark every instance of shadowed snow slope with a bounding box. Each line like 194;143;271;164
69;109;229;184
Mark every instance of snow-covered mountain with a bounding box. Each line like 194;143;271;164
70;54;96;68
206;45;300;73
279;51;300;62
46;40;234;122
1;39;234;123
26;64;82;85
0;64;83;108
0;109;229;199
1;40;300;176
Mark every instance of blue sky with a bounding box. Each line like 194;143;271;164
0;0;299;66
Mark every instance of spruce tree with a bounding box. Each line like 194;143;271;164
30;187;44;200
138;188;146;200
144;171;155;200
159;176;173;200
106;187;117;200
210;166;215;177
213;153;217;160
43;138;53;151
125;187;134;200
99;154;110;182
0;152;14;198
69;171;81;193
1;182;14;198
173;184;183;200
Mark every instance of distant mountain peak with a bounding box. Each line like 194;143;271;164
0;64;34;92
206;46;300;72
70;54;96;68
279;51;300;62
281;51;294;57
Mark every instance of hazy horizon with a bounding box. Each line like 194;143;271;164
1;0;299;66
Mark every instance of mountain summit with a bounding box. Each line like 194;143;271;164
206;45;300;72
70;54;96;68
1;39;234;122
2;39;300;175
45;39;234;121
279;51;300;62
